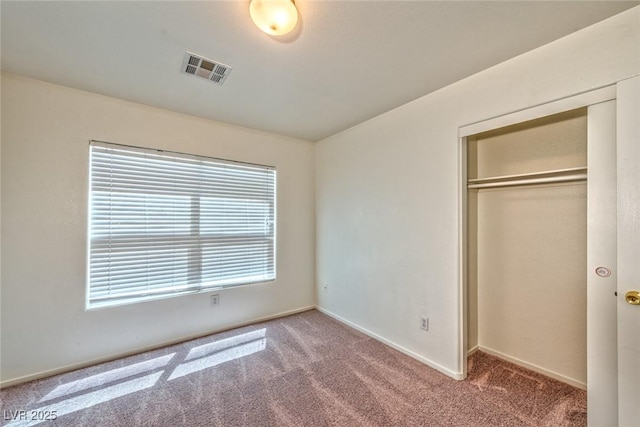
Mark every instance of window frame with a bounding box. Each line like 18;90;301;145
86;140;277;309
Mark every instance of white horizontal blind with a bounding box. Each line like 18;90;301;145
88;141;276;308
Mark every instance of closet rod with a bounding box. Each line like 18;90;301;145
467;166;587;184
468;173;587;189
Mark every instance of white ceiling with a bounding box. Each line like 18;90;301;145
1;1;637;141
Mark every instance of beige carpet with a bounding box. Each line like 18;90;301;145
1;310;586;426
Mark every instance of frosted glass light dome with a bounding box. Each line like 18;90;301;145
250;0;299;36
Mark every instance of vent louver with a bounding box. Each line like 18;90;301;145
181;52;232;86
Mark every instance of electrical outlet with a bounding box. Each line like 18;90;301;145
210;294;219;307
420;316;429;331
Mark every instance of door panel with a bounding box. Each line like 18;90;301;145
617;76;640;427
587;100;618;426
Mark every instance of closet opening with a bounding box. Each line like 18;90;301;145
465;107;588;389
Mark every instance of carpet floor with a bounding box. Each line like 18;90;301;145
1;310;586;426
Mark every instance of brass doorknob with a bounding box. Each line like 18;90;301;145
625;291;640;305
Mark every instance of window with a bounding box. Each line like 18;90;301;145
88;141;276;308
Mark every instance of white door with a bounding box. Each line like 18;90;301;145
587;99;618;426
617;75;640;427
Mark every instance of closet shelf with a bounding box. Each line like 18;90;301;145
468;166;587;189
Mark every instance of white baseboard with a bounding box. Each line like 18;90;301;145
478;345;587;390
1;305;316;388
315;306;463;380
467;345;479;357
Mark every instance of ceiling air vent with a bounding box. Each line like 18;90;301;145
181;52;232;86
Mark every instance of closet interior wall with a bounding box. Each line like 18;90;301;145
467;108;588;388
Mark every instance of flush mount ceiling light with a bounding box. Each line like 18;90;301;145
249;0;299;36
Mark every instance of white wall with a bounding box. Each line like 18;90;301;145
0;73;315;384
315;7;640;377
477;184;587;385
